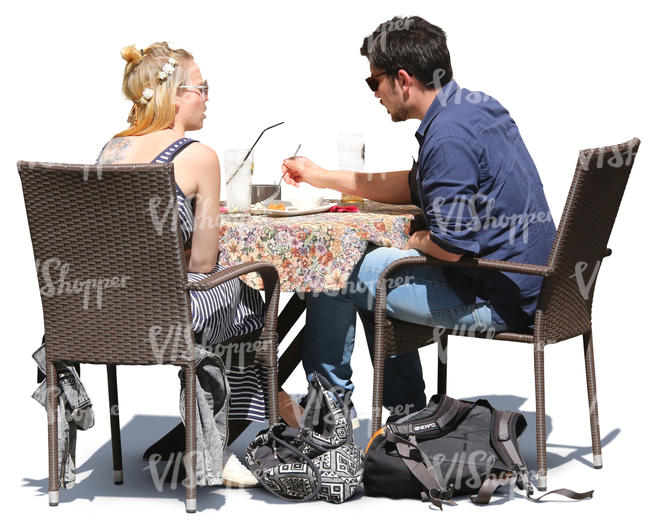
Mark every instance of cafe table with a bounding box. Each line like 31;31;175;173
144;200;421;455
217;200;420;402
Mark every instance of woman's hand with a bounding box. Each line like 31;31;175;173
281;156;329;188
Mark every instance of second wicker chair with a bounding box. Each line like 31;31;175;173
369;138;640;491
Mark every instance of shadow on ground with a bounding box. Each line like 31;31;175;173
23;394;618;508
22;415;228;511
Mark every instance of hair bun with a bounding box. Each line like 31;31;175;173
120;45;143;65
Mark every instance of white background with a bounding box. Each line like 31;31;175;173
1;0;649;525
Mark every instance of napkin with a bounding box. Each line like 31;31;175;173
328;205;359;213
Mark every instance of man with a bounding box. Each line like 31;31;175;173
282;16;556;422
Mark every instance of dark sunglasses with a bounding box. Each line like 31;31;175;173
365;71;389;92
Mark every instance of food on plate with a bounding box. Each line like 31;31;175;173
290;196;324;210
268;203;286;211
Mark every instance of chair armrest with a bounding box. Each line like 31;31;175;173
186;261;278;292
378;249;610;282
377;255;552;286
373;255;551;326
448;256;552;276
187;261;282;424
186;261;281;348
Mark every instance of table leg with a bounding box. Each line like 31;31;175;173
277;293;307;342
279;328;304;386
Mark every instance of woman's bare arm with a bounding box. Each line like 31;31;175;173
175;144;221;273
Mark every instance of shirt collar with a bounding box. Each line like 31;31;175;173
416;79;459;143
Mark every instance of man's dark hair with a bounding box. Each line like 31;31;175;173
360;16;453;89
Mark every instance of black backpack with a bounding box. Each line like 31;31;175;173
364;395;592;509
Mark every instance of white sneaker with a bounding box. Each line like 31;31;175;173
222;448;259;488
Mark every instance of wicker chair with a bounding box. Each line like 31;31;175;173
370;138;641;490
17;161;280;513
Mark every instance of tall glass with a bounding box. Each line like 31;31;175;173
225;149;253;219
337;134;365;205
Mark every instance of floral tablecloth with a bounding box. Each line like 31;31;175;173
218;202;419;292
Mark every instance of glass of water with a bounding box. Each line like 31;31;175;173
337;134;365;205
224;149;253;218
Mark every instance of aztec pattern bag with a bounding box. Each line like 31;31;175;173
245;373;364;503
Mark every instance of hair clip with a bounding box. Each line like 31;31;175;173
137;87;154;104
157;56;177;83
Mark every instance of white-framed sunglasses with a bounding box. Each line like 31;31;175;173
179;80;209;99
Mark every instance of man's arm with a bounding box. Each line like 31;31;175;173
416;136;482;259
281;157;412;205
406;229;463;261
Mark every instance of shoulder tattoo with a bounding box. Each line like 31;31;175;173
99;138;132;164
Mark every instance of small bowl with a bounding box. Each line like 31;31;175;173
252;184;281;204
290;195;324;210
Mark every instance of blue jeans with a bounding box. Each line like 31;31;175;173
302;245;502;415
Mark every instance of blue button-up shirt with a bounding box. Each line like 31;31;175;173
409;80;556;330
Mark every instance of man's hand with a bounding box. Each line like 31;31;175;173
281;158;413;204
405;230;431;252
406;230;463;262
281;156;329;188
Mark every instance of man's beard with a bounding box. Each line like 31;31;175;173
390;100;409;122
388;85;409;122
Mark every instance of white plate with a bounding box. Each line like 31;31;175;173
250;200;335;217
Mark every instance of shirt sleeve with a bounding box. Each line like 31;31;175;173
419;136;481;256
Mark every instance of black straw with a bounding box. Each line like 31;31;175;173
226;121;285;184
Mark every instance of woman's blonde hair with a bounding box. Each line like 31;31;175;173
115;42;194;137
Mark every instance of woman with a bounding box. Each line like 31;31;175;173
97;42;263;487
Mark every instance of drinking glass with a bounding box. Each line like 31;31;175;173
225;149;253;218
337;134;365;205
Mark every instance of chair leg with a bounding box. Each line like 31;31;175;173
533;341;548;491
583;331;603;469
437;333;448;395
184;364;197;513
371;331;385;435
47;360;59;506
106;365;123;484
265;334;280;425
